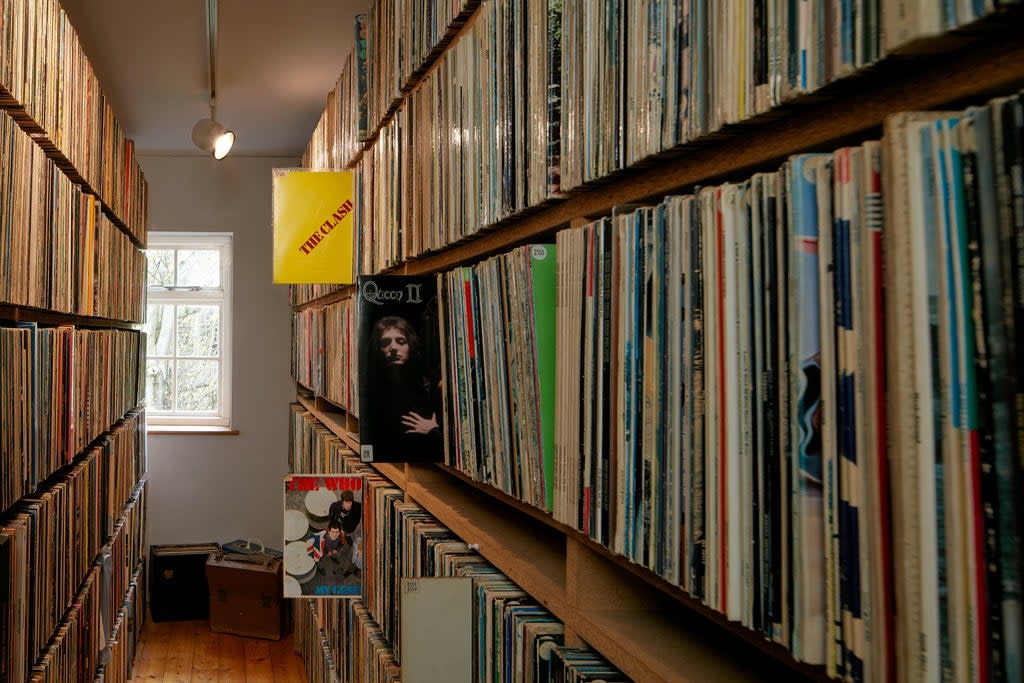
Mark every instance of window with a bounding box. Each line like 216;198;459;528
144;233;233;428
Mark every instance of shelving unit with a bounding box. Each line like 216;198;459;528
294;389;827;682
0;3;148;680
289;3;1024;682
0;83;147;247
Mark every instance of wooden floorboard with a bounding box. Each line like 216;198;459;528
217;631;247;683
243;640;276;683
163;621;195;683
127;618;306;683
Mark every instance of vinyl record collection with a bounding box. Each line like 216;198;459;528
26;567;102;683
437;244;557;511
289;283;345;308
323;298;359;415
30;561;145;683
292;308;324;394
290;403;361;475
548;92;1024;681
102;483;148;644
302;15;368;172
359;0;561;274
92;564;146;683
291;95;1024;683
296;599;344;683
1;0;147;681
281;2;1024;682
1;447;147;682
0;110;145;320
292;1;1011;283
1;326;144;518
364;0;480;133
0;0;148;241
290;408;629;681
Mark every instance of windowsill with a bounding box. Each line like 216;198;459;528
147;426;240;436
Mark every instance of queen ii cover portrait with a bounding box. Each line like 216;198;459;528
356;275;443;463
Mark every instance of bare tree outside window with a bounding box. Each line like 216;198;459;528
144;234;233;428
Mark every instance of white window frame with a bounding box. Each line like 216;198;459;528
144;232;233;428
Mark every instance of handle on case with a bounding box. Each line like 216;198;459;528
246;538;265;553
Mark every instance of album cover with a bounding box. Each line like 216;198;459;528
356;275;443;463
283;474;363;597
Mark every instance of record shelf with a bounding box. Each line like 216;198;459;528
0;3;148;680
293;390;824;682
289;3;1024;683
0;84;146;248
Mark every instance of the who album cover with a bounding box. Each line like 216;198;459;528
356;275;443;463
282;474;363;597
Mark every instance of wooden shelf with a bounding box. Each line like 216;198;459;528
379;17;1024;277
292;284;355;311
296;393;362;455
0;303;142;330
0;87;144;249
289;11;1024;682
294;285;355;312
294;393;827;682
404;464;568;606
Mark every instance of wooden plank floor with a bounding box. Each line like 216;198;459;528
129;619;307;682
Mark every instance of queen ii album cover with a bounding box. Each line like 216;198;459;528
356;275;443;463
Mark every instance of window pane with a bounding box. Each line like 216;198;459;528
147;249;175;287
177;250;220;287
146;360;173;410
176;305;219;357
176;360;219;411
146;305;175;356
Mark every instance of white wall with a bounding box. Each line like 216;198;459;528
139;154;298;550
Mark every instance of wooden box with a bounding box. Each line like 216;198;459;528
205;552;286;640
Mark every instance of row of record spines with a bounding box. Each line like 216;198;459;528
316;2;1014;278
288;407;631;681
295;599;342;683
101;483;147;670
27;565;102;683
1;471;147;683
0;0;148;241
286;82;1015;679
547;94;1024;682
323;298;359;415
30;560;145;683
291;308;323;395
92;564;145;683
0;325;146;513
882;100;1024;683
288;283;345;309
286;408;392;683
357;465;631;682
365;0;477;137
289;403;356;475
347;89;1024;680
356;0;560;274
290;300;360;416
0;109;145;321
297;598;403;683
302;14;368;172
437;245;556;512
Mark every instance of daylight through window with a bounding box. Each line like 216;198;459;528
144;233;232;427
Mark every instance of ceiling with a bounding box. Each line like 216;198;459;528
60;0;369;158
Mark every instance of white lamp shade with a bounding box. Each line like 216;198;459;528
191;117;235;159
